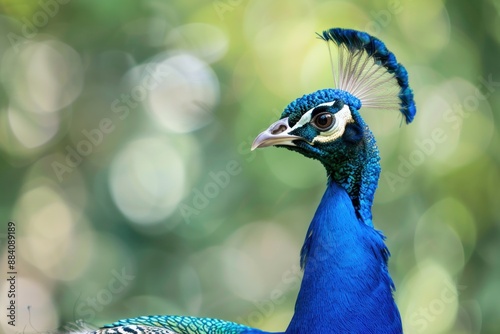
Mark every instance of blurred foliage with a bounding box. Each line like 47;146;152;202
0;0;499;333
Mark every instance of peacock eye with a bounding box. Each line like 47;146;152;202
311;112;335;131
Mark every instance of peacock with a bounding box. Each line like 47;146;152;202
87;27;415;334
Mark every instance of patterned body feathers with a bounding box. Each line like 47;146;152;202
90;316;260;334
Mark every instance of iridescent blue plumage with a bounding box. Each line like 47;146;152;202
288;181;399;333
85;27;416;334
96;315;262;334
283;89;361;122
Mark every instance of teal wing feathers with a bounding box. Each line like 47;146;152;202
91;315;262;334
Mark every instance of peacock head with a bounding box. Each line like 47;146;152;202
251;28;416;221
252;27;416;173
251;88;367;174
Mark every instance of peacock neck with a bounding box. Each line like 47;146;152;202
286;180;402;334
325;111;381;227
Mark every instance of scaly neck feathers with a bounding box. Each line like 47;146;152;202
287;123;402;334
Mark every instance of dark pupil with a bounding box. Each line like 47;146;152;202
311;111;335;131
317;114;330;126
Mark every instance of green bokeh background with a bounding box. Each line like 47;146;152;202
0;0;499;333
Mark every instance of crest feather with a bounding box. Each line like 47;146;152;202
320;28;416;123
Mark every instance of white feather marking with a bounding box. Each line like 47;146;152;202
289;101;336;132
288;102;353;144
328;42;402;112
312;104;353;143
327;42;337;88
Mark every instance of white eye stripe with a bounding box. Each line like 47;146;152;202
289;101;337;132
287;101;353;144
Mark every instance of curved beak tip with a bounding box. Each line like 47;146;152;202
251;132;269;151
250;117;302;151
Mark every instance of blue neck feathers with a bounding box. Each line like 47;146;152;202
286;181;402;333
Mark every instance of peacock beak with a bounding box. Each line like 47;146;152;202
251;117;303;150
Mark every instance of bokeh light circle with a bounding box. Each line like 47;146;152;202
130;53;220;133
166;23;228;63
1;39;84;113
109;136;186;225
